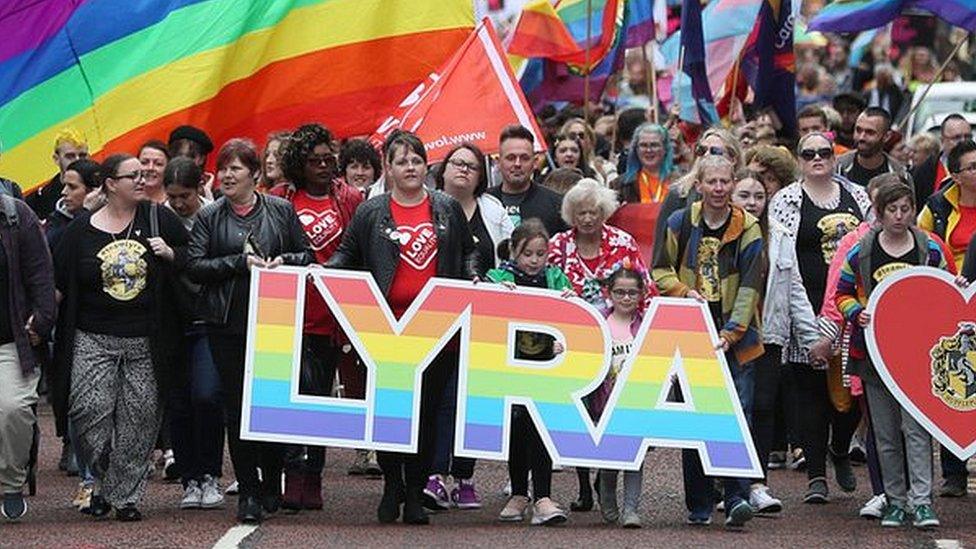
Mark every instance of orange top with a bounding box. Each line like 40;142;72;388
638;170;668;204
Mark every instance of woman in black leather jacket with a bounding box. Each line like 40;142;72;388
186;138;313;524
327;131;479;526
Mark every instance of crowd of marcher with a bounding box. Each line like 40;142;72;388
0;19;973;535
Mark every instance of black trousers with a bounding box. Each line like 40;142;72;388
283;334;338;475
382;349;458;490
210;333;285;498
791;362;861;480
752;345;782;480
508;405;553;500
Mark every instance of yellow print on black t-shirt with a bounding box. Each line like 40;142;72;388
696;236;722;302
98;239;148;301
817;213;860;264
873;262;912;284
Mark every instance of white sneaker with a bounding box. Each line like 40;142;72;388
180;480;202;510
859;494;886;519
531;497;568;526
200;475;225;509
749;485;783;513
225;480;239;496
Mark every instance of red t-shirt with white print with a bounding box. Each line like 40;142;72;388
388;195;438;317
293;189;344;335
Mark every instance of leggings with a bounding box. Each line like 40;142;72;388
508;405;552;501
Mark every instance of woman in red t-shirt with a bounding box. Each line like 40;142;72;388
276;124;363;512
327;131;479;525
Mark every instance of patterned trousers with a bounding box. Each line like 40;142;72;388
69;331;160;507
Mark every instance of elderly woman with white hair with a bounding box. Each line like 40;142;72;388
548;177;657;512
549;178;656;306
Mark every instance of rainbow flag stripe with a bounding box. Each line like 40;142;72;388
0;0;473;192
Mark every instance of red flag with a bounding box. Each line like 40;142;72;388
370;19;546;164
607;203;661;266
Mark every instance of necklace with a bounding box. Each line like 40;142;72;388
111;216;135;242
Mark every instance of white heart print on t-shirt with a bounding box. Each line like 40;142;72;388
395;222;437;270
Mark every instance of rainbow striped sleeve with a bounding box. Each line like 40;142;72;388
836;244;864;322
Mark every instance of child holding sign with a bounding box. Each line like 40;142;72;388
589;264;649;528
487;218;572;526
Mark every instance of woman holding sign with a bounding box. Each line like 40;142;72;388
835;177;952;529
327;131;479;526
186;139;314;524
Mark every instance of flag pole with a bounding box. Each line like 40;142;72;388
643;42;659;124
898;35;969;133
584;0;593;122
728;55;741;126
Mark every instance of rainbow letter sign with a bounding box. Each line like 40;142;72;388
241;267;762;477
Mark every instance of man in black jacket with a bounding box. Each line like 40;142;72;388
488;125;568;235
913;114;972;204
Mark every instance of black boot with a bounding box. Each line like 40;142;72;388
570;468;593;511
402;487;429;525
237;495;264;524
377;476;405;524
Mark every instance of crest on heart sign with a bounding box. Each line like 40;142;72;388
866;267;976;460
930;322;976;411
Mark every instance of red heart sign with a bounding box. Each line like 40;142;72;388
866;267;976;460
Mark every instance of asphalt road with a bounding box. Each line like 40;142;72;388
3;405;974;549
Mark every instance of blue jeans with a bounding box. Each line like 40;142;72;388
427;358;475;480
682;353;754;516
169;332;224;484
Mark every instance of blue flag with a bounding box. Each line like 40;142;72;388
678;0;718;125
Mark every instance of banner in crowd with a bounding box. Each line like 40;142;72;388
240;267;763;477
370;20;546;164
865;268;976;460
0;0;474;192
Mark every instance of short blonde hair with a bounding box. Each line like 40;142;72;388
54;127;88;152
561;178;619;226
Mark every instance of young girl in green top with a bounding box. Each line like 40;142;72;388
487;218;572;526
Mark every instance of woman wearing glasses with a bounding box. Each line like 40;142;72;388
274;124;363;513
918;139;976;272
186;139;314;524
615;122;675;204
767;132;872;504
54;153;189;520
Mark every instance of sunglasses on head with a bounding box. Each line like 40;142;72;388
695;145;727;157
799;147;834;161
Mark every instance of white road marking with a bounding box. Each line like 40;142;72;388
212;524;258;549
935;540;962;549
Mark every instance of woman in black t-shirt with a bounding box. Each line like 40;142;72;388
54;153;189;521
767;132;872;504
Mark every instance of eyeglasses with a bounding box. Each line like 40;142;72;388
447;158;479;172
799;147;834;161
567;131;586;141
695;145;727;157
306;154;337;166
611;289;642;299
955;162;976;175
113;171;144;181
637;141;664;151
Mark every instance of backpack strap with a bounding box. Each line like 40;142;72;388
912;227;929;266
149;201;160;238
858;227;879;297
675;206;693;270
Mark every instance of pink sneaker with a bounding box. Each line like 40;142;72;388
423;475;451;511
451;480;482;509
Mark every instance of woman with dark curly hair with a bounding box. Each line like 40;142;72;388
275;124;364;512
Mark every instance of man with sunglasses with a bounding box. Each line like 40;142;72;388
837;107;912;189
913;114;973;203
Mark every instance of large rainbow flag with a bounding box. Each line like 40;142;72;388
0;0;474;193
